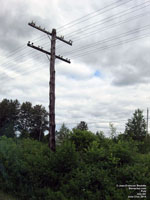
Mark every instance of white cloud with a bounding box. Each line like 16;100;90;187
0;0;150;135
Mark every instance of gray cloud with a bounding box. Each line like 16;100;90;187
0;0;150;134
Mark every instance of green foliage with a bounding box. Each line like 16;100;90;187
56;123;70;145
0;137;79;199
18;102;33;136
0;99;20;137
19;102;48;141
0;107;150;199
0;190;18;200
76;121;88;131
125;109;146;140
0;99;48;141
70;129;96;151
0;136;150;199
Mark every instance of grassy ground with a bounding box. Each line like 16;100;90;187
0;190;17;200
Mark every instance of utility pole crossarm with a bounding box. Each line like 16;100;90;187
27;42;71;64
55;55;71;63
27;42;51;56
28;22;73;46
56;36;73;46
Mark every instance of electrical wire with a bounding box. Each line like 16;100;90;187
0;0;130;61
62;24;150;56
70;33;150;59
56;1;150;49
1;2;149;70
0;0;150;83
1;30;149;83
57;0;134;32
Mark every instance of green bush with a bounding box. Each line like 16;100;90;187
0;135;150;199
69;129;96;151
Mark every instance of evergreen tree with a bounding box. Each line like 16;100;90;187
76;121;88;131
56;123;70;145
125;109;146;140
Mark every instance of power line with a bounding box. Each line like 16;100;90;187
57;1;150;45
69;11;150;42
70;32;150;59
0;0;127;61
0;29;150;83
0;1;150;82
57;0;134;32
1;1;148;65
0;0;137;63
63;24;150;56
1;4;149;71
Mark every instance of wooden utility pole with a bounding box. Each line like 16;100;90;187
49;29;56;151
147;108;149;137
27;21;72;151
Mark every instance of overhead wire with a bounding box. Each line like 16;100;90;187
0;34;48;61
0;0;149;131
0;0;150;83
63;24;150;56
56;1;150;49
63;1;150;38
69;12;150;42
1;29;149;83
0;0;129;62
1;23;150;80
70;32;150;59
1;1;149;70
57;0;134;31
0;0;137;64
0;53;48;82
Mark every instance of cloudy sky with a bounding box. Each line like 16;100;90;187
0;0;150;135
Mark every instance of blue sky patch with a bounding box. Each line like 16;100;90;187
94;70;101;77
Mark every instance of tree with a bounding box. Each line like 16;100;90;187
76;121;88;131
125;109;146;140
0;99;48;140
30;104;48;141
18;102;48;141
70;129;96;151
18;102;33;137
56;123;70;145
109;123;117;139
0;99;20;137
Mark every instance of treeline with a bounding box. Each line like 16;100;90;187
0;99;150;199
0;99;48;140
0;99;148;142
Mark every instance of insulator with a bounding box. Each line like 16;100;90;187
60;36;64;39
31;21;35;26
